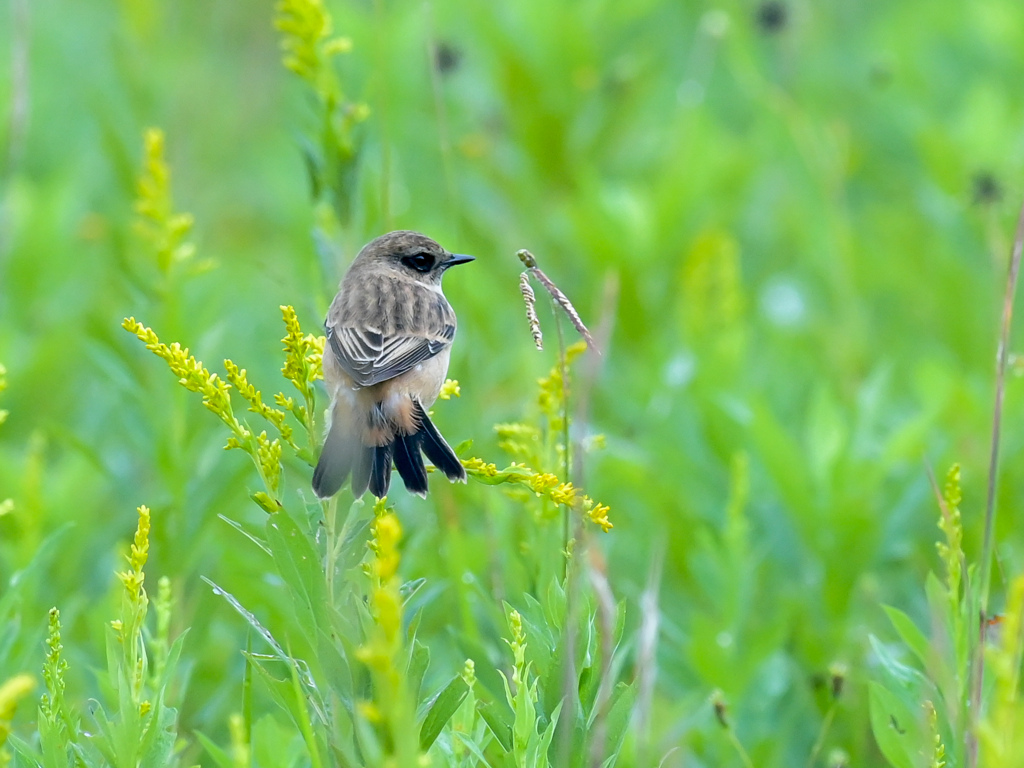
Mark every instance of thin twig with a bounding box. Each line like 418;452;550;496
970;195;1024;768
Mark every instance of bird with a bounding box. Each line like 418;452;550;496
312;230;474;500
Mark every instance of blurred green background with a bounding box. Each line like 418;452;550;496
2;0;1024;764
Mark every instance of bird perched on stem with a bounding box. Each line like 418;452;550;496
312;230;474;499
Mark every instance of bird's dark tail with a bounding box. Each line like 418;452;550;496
377;401;465;498
413;401;466;483
313;400;465;500
393;431;429;497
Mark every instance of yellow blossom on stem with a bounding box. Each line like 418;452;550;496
255;432;283;493
528;473;559;495
134;128;196;273
550;482;577;506
463;457;498;477
122;317;249;444
118;505;151;601
224;360;298;450
583;497;613;533
439;379;461;400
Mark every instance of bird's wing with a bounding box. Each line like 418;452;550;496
327;319;455;388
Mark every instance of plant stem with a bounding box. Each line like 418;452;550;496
971;197;1024;767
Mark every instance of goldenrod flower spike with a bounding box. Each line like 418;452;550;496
280;305;324;395
134;128;196;273
225;360;299;451
122;317;250;445
118;505;151;603
274;0;351;90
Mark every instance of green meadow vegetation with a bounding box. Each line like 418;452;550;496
2;0;1024;765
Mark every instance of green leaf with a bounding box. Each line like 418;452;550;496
868;682;924;768
478;698;514;753
883;605;931;670
265;508;327;645
419;675;470;750
218;513;271;555
194;729;233;768
408;638;430;703
600;681;637;763
868;634;929;690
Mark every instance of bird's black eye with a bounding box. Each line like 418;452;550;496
401;252;435;272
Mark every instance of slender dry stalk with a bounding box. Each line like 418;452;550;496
519;271;544;350
634;549;663;765
518;249;600;354
587;546;617;768
552;271;615;766
970;196;1024;768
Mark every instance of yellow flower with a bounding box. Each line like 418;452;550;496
224;360;297;448
463;457;498;477
118;505;151;600
255;432;283;493
274;0;350;88
122;318;249;441
370;513;402;582
550;482;577;506
439;378;461;400
584;499;613;533
134;128;196;273
528;473;559;495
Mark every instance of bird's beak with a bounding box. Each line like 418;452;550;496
446;253;475;267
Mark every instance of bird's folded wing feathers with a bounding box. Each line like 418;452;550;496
328;323;455;387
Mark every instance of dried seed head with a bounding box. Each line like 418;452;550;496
520;272;543;350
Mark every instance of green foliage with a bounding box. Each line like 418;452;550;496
3;0;1024;766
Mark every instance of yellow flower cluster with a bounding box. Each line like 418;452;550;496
583;499;613;533
224;360;297;451
122;317;249;443
550;482;576;506
528;473;559;494
438;378;461;400
40;608;66;722
280;305;324;412
255;432;283;493
462;457;614;532
505;610;528;689
368;509;402;585
118;505;151;603
358;502;404;673
937;464;963;609
274;0;352;90
134;128;196;273
463;457;498;477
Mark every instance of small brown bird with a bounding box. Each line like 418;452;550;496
312;230;474;499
